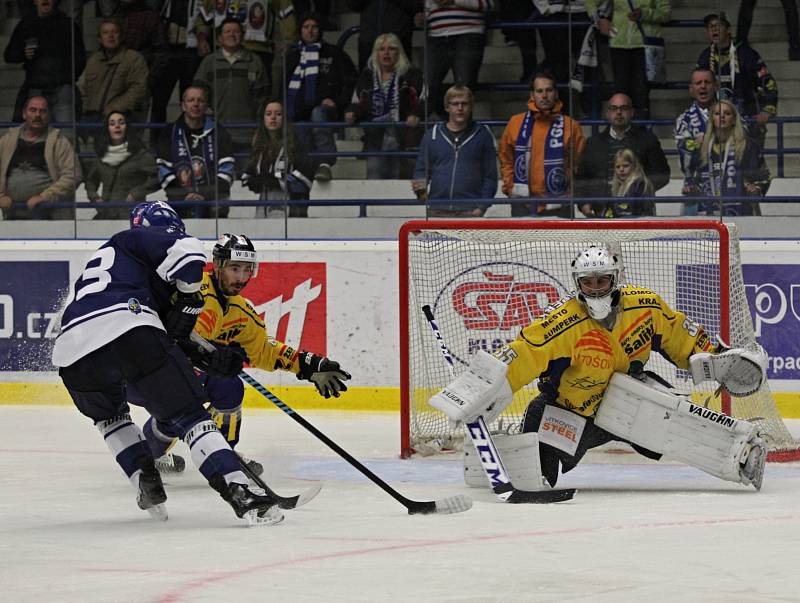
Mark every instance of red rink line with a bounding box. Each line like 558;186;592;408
153;513;800;602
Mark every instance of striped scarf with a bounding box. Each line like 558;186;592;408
371;70;400;122
287;42;321;119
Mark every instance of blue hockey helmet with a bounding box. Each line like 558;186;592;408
129;201;185;232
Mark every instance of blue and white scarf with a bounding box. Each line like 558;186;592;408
287;42;321;119
371;70;400;122
512;111;566;200
698;139;749;215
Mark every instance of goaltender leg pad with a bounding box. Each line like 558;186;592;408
464;433;545;490
595;373;760;485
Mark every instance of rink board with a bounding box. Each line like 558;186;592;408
0;239;799;415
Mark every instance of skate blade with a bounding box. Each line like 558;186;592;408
243;505;285;527
146;503;169;521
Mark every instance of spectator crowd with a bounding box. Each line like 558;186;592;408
0;1;791;220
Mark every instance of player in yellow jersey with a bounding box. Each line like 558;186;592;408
136;234;350;476
432;245;769;491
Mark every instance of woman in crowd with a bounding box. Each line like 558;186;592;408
242;98;316;218
345;32;425;180
85;111;159;219
692;99;770;216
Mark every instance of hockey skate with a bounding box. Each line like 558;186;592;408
135;456;168;521
740;435;767;491
154;452;186;474
220;481;284;527
236;451;264;477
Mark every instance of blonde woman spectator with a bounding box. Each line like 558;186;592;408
691;100;769;216
345;33;425;179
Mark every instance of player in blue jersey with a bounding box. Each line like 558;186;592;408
52;201;284;526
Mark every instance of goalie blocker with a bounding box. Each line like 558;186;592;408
595;373;766;490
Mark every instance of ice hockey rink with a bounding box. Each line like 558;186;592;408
3;404;800;603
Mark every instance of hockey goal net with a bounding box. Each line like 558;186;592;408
399;219;799;461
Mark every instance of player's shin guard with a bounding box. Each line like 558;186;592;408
96;414;167;518
464;432;546;490
595;373;766;489
144;417;185;474
183;420;248;485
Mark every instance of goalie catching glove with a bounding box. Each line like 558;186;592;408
689;345;768;397
296;352;351;398
429;350;513;426
165;290;204;341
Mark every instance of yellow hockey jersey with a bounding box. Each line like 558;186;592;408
194;271;301;374
502;285;717;417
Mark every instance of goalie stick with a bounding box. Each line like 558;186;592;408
421;305;576;504
190;332;473;516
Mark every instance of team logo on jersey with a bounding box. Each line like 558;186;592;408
240;262;327;355
431;261;569;365
575;329;613;370
127;298;142;314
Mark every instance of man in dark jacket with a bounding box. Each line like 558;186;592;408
412;84;497;216
348;0;423;70
575;93;670;217
283;12;358;182
3;0;86;124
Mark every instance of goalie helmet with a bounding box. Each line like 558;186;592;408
129;201;185;233
213;233;258;277
570;245;622;321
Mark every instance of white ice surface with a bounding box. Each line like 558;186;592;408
3;406;800;603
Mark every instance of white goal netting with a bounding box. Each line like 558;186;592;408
400;219;799;460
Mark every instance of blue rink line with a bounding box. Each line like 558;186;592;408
288;456;800;488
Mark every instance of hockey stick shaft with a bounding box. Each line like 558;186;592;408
190;332;471;515
421;305;576;504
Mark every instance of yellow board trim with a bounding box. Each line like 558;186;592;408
0;383;400;412
1;383;798;417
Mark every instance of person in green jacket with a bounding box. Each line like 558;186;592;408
586;0;670;117
85;111;160;220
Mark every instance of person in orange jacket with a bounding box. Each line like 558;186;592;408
498;71;586;217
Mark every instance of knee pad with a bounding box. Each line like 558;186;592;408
204;375;244;412
156;407;212;440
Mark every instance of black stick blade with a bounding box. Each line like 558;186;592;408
407;494;473;515
501;487;577;504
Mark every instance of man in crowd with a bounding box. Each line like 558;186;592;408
283;12;358;182
696;11;778;149
78;18;150;124
674;68;718;215
194;18;270;171
156;83;235;218
3;0;86;124
575;92;670;216
498;71;585;217
412;84;497;217
0;96;81;220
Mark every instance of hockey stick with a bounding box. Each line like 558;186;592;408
422;305;575;504
237;456;322;510
190;332;473;515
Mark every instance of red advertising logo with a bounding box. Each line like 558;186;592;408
434;262;569;363
244;262;327;355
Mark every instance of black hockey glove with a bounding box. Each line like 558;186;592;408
201;342;249;377
296;351;351;398
164;290;204;341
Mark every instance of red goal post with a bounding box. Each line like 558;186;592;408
399;219;800;461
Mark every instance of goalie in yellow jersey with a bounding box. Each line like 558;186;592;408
131;234;351;476
431;244;769;491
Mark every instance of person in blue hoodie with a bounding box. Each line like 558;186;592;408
412;84;498;217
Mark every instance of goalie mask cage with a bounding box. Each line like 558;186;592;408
399;219;799;461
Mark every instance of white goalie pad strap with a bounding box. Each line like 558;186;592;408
464;433;545;491
429;350;513;425
690;346;768;397
595;373;758;484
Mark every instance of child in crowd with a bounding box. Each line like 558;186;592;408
603;148;654;217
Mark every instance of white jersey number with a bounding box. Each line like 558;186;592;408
75;247;115;301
